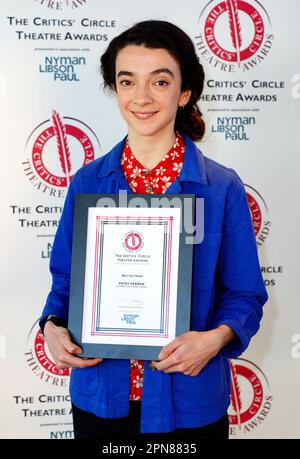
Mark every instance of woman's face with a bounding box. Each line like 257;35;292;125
114;45;191;139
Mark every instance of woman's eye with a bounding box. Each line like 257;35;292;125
155;80;169;86
119;80;132;86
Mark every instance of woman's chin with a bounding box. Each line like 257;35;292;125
128;122;172;139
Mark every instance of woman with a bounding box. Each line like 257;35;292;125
40;20;268;440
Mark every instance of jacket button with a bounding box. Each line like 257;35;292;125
146;186;153;193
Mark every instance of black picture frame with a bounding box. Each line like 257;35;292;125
68;194;195;360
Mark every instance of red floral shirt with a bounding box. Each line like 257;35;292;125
121;131;185;401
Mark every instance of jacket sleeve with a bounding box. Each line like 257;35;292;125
211;175;268;358
39;173;81;328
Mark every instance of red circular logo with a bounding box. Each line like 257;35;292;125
124;231;143;252
26;320;70;385
229;358;273;435
230;360;263;424
32;123;94;187
196;0;273;71
204;1;264;63
24;111;100;194
35;329;69;376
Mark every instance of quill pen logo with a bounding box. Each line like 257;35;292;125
226;0;243;66
52;111;72;187
229;358;273;436
195;0;274;72
23;111;100;197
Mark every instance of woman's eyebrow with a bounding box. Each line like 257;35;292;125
116;68;175;78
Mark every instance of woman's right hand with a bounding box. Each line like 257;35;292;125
44;321;103;370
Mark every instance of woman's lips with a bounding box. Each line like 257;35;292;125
131;111;158;120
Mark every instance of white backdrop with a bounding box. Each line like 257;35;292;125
0;0;299;439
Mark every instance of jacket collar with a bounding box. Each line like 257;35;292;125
97;132;207;185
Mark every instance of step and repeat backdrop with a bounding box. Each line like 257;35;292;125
0;0;299;439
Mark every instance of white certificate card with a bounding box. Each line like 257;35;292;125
81;207;180;348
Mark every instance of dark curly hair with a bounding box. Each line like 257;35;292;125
100;20;205;141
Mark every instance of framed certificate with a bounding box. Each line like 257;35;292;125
68;194;195;360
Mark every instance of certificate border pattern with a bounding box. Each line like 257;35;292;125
90;216;173;339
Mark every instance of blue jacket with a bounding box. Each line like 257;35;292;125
40;133;268;433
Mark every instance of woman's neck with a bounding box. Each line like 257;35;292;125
127;129;176;170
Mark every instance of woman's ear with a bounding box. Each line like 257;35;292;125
179;89;192;107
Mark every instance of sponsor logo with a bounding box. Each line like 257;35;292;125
121;314;139;325
35;0;90;10
39;56;86;81
22;110;100;197
245;184;271;247
229;358;273;436
123;230;143;252
195;0;274;72
211;115;255;140
25;320;70;386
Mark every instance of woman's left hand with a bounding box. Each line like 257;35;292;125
151;326;234;377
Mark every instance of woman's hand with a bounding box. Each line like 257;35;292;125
151;326;235;377
44;321;103;370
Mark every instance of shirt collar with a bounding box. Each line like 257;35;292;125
97;132;207;185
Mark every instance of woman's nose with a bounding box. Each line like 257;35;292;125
133;84;153;105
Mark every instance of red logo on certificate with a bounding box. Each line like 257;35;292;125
124;230;143;252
